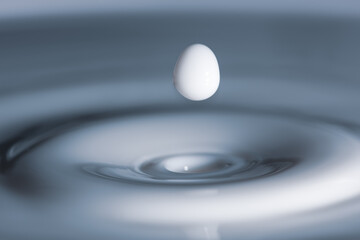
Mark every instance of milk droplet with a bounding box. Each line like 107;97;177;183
173;44;220;101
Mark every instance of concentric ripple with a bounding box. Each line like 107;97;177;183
82;152;296;185
2;109;360;227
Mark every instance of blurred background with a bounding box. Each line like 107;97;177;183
1;1;360;240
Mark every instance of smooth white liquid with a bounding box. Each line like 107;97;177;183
173;44;220;101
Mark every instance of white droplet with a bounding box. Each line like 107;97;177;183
173;43;220;101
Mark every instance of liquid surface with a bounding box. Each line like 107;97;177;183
1;13;360;240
